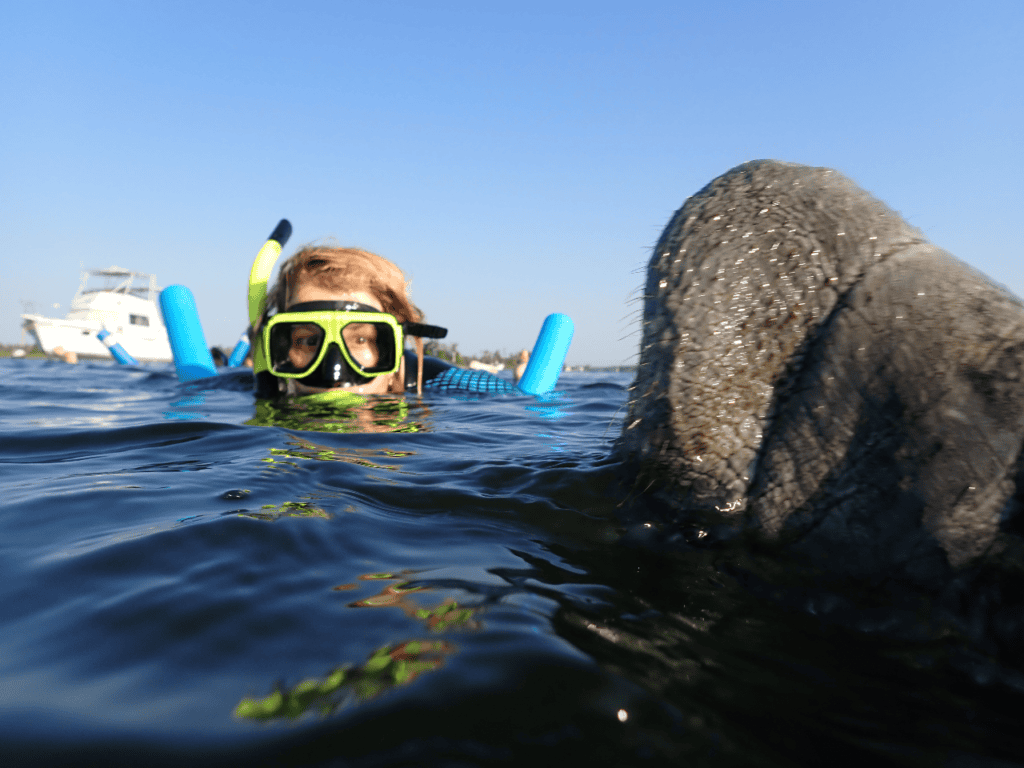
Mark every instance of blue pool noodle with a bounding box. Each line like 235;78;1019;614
517;313;574;395
160;285;217;382
96;329;139;366
227;332;250;367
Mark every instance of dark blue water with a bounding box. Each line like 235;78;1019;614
1;358;1023;767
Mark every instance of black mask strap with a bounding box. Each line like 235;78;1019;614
403;322;447;339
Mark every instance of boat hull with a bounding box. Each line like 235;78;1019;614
23;315;174;363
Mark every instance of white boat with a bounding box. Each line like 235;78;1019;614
21;267;174;362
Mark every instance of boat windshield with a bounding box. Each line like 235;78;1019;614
76;268;159;302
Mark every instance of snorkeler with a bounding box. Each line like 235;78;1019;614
251;244;448;399
243;221;567;401
513;349;529;384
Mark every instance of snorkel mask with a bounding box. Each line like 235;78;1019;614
263;300;447;391
248;221;447;399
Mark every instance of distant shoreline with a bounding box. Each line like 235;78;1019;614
0;344;46;358
1;342;634;371
421;341;634;374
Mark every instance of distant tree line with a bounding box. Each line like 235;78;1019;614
422;341;522;369
421;340;635;373
0;343;44;357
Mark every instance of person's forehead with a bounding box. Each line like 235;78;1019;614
289;283;384;311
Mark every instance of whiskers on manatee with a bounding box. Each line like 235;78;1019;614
617;160;1024;588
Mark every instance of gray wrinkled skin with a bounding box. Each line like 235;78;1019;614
617;160;1024;580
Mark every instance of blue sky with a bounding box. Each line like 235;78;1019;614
3;1;1021;366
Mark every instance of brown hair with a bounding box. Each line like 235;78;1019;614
265;245;423;324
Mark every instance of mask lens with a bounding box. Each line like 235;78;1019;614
341;321;395;374
269;322;325;375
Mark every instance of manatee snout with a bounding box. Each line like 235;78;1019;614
617;160;1024;581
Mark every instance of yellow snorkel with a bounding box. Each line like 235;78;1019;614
249;219;292;325
249;220;292;382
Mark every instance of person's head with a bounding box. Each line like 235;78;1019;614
261;245;423;397
268;246;422;325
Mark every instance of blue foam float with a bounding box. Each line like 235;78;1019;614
160;285;217;382
419;313;575;396
517;313;574;395
96;328;139;366
227;332;251;367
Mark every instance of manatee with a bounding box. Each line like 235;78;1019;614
617;160;1024;584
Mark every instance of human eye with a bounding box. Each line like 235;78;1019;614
291;324;322;347
343;324;381;366
344;324;376;345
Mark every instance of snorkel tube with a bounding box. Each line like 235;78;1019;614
248;220;293;328
249;220;292;398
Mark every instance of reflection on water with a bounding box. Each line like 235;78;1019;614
248;396;426;434
235;572;477;722
235;639;456;721
238;500;330;521
267;437;416;472
164;394;206;420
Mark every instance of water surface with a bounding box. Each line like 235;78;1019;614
1;358;1021;766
